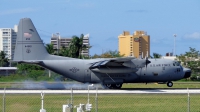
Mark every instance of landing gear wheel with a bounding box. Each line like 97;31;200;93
103;84;122;89
105;84;112;89
114;84;122;89
167;81;173;87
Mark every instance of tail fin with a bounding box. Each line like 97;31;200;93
14;18;49;61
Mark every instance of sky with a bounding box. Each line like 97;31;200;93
0;0;200;56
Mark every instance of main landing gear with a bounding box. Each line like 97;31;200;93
167;81;173;87
104;84;122;89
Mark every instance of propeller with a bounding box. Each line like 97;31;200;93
145;57;151;68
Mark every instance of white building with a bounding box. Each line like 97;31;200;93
162;56;177;60
51;33;90;57
0;25;17;60
81;34;90;57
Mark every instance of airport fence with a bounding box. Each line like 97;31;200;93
1;90;200;112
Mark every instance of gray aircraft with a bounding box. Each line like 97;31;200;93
13;18;191;89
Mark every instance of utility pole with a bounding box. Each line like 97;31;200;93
173;34;177;56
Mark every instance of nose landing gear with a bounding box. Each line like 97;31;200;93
167;81;173;87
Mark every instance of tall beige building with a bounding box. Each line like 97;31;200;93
118;31;150;58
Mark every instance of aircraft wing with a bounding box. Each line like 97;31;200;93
89;57;135;69
89;57;150;73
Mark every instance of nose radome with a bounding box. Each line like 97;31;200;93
183;68;191;78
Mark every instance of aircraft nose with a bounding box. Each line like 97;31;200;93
183;68;191;78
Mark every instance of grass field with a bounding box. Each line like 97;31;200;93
1;82;200;111
1;93;200;112
122;82;200;89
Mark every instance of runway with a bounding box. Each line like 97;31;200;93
1;89;200;94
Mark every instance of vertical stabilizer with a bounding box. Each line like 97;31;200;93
14;18;49;61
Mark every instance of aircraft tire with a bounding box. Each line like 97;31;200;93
103;84;122;89
167;81;173;87
114;84;122;89
105;84;113;89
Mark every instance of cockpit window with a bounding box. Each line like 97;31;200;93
180;65;183;70
173;61;180;66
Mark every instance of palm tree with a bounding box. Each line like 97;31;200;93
0;51;9;67
59;46;70;57
185;47;199;58
78;34;84;59
153;53;162;58
45;43;55;54
78;34;90;59
68;34;91;58
69;36;80;58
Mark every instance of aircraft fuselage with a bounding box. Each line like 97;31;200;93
39;58;190;87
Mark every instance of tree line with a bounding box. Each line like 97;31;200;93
177;47;200;80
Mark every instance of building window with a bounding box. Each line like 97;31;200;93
3;32;8;34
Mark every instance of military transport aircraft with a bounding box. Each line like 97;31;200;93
13;18;191;89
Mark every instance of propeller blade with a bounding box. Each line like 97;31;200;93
145;57;151;68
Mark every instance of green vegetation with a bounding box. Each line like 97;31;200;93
0;71;65;83
177;47;200;81
152;52;162;58
0;51;9;67
45;43;55;54
122;82;200;88
92;50;124;58
1;93;200;112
